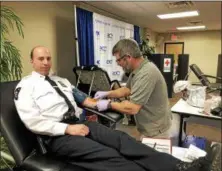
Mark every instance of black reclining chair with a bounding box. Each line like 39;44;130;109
190;64;222;92
73;65;122;98
0;81;123;171
73;65;124;127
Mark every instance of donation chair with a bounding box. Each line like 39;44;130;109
190;64;222;92
73;65;124;127
0;81;123;171
73;65;122;98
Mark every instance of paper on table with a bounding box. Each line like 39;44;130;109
142;138;171;154
172;146;191;162
184;144;207;161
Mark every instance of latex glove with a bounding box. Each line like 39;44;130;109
96;100;111;112
94;91;109;99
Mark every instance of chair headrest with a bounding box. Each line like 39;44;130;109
189;64;211;86
73;65;112;92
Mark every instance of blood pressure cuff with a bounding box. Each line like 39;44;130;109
72;88;89;104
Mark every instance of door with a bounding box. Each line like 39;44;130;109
164;42;184;64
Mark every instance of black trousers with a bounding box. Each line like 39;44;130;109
46;121;179;171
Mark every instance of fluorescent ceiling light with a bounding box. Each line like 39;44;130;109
158;11;199;19
176;25;206;30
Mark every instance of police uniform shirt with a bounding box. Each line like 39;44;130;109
14;71;83;136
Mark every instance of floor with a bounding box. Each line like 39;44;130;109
116;91;222;146
116;92;182;141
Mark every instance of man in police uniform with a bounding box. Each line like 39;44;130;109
95;38;172;139
14;46;220;171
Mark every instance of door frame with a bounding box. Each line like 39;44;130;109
164;42;184;54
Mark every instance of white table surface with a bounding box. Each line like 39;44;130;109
171;99;221;120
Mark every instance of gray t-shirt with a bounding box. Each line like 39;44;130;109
126;59;172;137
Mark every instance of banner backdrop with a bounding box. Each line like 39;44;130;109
93;13;134;81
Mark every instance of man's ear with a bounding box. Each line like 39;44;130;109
30;59;33;64
128;55;132;61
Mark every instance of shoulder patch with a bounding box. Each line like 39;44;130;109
58;81;67;87
14;87;21;100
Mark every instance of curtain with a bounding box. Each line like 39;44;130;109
76;8;94;65
134;25;140;44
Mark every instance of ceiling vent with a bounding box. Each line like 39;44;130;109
188;20;203;25
165;1;195;9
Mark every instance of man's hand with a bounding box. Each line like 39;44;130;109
96;99;111;111
65;124;89;136
94;91;109;99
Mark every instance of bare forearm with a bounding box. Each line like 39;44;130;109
82;97;97;109
108;87;130;98
110;100;141;115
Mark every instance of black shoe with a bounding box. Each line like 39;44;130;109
175;143;221;171
175;157;206;171
202;143;221;171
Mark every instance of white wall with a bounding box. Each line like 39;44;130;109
2;2;76;84
157;31;221;82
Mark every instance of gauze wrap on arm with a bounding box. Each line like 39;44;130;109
72;88;89;104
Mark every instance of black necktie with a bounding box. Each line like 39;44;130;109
45;76;78;121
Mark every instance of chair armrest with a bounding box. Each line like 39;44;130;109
22;153;65;171
191;82;203;86
23;153;86;171
110;80;121;90
110;80;128;102
84;107;123;123
203;74;222;80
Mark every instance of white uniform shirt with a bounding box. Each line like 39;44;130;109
14;71;83;136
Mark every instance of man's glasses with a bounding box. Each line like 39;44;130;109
116;54;128;63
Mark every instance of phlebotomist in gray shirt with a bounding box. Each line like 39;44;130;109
95;38;172;139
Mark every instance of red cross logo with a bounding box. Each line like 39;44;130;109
165;60;170;66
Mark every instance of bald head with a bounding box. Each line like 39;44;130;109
30;46;50;59
30;46;52;76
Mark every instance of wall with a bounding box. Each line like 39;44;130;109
157;31;221;82
2;2;76;84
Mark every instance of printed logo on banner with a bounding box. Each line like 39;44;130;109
100;46;107;52
96;60;100;65
107;33;113;41
163;58;171;73
112;71;121;76
96;31;100;37
95;19;110;26
95;19;102;24
106;60;112;64
120;36;125;39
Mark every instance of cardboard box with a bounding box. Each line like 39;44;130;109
186;123;222;143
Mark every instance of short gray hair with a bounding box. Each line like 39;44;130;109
112;38;142;58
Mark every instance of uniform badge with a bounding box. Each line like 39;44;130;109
14;87;21;100
58;81;67;87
